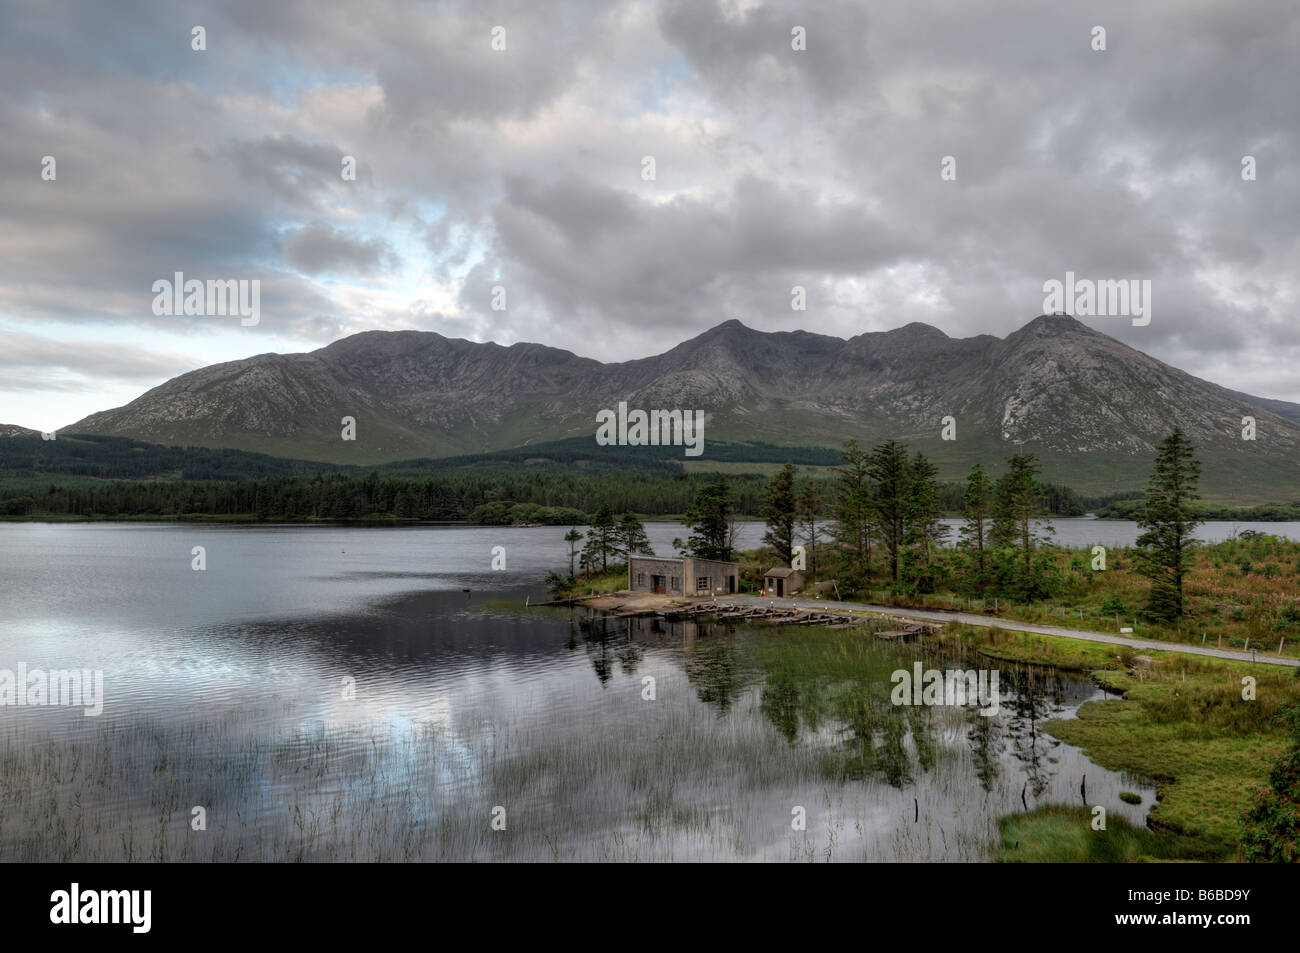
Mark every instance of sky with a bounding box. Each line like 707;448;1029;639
2;0;1298;433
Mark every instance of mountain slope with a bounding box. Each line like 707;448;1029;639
0;424;41;438
61;315;1300;501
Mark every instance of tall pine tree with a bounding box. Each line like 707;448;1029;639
990;454;1056;600
684;475;736;561
760;463;798;565
796;479;822;577
616;513;654;560
867;440;912;586
832;439;874;584
581;504;617;572
958;463;993;596
901;452;947;593
564;527;583;578
1134;427;1202;619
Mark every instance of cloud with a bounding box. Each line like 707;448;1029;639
0;0;1297;418
0;329;200;387
282;222;400;276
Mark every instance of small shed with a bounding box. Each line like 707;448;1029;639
763;566;804;598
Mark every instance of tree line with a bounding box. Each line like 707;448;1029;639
675;441;1062;599
729;429;1203;620
0;464;1092;522
0;470;769;520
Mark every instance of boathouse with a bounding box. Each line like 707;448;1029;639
628;555;739;597
762;566;804;597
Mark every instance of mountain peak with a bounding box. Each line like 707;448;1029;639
55;313;1300;501
1018;313;1096;335
890;321;948;340
699;318;755;337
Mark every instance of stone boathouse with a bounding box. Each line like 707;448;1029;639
627;555;739;597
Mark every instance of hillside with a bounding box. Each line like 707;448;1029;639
58;315;1300;501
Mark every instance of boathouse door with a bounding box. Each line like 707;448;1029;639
652;574;666;594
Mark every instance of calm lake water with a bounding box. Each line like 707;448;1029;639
0;519;1244;862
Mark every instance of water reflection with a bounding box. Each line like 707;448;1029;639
1;578;1156;862
619;609;1130;807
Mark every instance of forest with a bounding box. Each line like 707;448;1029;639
0;463;1096;522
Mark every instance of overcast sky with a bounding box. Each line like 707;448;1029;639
2;0;1298;432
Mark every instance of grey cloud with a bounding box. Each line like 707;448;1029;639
459;173;924;353
282;222;400;276
0;0;1298;405
217;136;369;210
0;332;200;385
660;0;874;103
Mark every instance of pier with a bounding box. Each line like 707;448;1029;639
588;596;938;637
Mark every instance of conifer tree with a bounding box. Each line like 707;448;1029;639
989;454;1055;600
564;527;583;578
581;504;617;572
867;440;912;585
684;475;736;561
901;452;947;593
1134;427;1202;619
760;463;798;565
615;513;654;560
832;440;874;584
958;463;994;596
796;479;822;577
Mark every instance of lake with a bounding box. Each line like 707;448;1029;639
0;521;1203;861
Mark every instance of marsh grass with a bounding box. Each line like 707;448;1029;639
809;537;1300;659
0;618;1151;862
936;621;1300;859
996;805;1203;862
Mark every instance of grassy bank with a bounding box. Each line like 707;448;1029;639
996;806;1205;862
548;567;630;599
932;622;1300;861
757;535;1300;661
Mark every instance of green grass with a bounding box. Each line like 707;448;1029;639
997;806;1203;862
560;568;630;597
935;622;1300;860
772;537;1300;662
932;624;1136;673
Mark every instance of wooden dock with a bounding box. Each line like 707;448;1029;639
654;601;936;636
528;593;938;638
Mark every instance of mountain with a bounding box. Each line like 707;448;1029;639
0;424;41;438
60;315;1300;501
1228;389;1300;424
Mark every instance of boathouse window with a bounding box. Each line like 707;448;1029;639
696;576;709;592
670;577;680;591
636;573;645;587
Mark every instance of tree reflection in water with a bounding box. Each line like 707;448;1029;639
590;612;1081;800
1001;666;1069;799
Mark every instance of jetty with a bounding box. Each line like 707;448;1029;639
644;599;935;636
540;591;939;637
